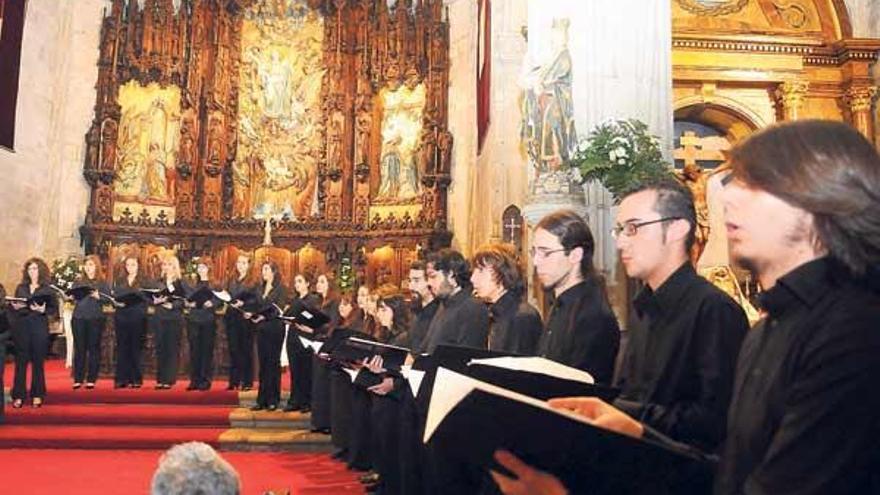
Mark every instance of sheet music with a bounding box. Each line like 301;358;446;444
468;356;595;384
402;366;426;398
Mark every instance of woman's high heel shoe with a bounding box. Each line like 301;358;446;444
12;399;23;409
32;398;43;408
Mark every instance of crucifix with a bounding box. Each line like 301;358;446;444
502;206;524;251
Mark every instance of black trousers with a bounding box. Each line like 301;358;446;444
372;393;403;495
187;319;216;388
330;368;353;450
286;333;312;407
115;315;145;386
72;317;104;384
11;317;48;400
0;331;8;420
154;318;182;385
399;389;425;495
225;314;254;388
256;320;285;407
347;386;373;470
310;354;332;429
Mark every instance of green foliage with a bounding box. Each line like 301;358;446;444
571;119;673;201
51;255;82;290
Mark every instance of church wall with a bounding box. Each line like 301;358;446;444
445;0;479;254
0;0;103;287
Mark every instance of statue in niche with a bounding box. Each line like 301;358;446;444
100;119;118;170
178;114;196;167
377;136;403;199
520;18;577;174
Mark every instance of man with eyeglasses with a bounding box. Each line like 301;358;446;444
533;210;619;385
612;178;748;452
491;121;880;495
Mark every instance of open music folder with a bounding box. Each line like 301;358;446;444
424;368;713;494
464;356;619;402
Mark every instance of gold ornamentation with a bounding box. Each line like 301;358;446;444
775;80;809;118
676;0;749;17
844;86;878;114
773;1;808;29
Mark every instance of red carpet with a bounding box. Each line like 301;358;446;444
2;359;364;494
0;449;364;495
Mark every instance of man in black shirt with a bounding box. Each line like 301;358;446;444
471;243;542;355
533;210;619;384
417;249;489;353
613;180;748;451
408;260;439;352
491;121;880;495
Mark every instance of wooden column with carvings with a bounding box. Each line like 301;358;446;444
843;85;878;142
775;80;809;121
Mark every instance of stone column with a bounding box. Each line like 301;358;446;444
843;85;878;142
775;80;809;121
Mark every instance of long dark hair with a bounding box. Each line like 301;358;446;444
472;242;527;298
261;261;281;290
21;257;51;286
80;254;106;282
729;120;880;275
117;256;142;287
376;284;411;340
535;209;598;281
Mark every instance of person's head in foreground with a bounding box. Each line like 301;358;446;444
151;442;241;495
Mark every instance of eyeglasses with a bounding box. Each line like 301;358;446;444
529;247;567;259
611;217;681;238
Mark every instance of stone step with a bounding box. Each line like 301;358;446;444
219;428;333;453
228;407;312;429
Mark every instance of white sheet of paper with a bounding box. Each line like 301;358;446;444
468;356;594;384
402;368;426;398
423;367;593;444
298;336;313;349
309;341;323;353
344;368;360;383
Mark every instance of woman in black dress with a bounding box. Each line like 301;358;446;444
70;255;110;389
9;258;57;408
284;272;321;412
184;257;220;391
152;255;185;389
251;261;288;411
224;253;257;391
308;272;341;430
112;256;147;388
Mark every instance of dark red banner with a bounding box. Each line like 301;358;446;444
0;0;27;150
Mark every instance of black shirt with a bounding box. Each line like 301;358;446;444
539;279;620;385
716;257;880;495
113;277;147;320
72;278;110;320
418;288;489;354
409;298;439;352
615;263;748;451
185;280;220;323
488;290;543;355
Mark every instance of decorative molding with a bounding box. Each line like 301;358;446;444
676;0;749;17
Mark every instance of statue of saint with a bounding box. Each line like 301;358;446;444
520;18;577;174
377;137;403;200
259;50;292;120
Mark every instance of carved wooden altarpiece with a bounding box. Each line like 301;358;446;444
81;0;452;286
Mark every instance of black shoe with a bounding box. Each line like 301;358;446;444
283;403;298;412
186;383;198;391
250;404;265;411
226;384;237;391
330;448;348;460
241;386;253;392
267;404;278;411
359;472;380;484
114;383;125;389
73;383;82;390
131;383;142;389
299;405;311;413
198;382;211;391
85;383;95;389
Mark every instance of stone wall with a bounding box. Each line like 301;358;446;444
0;0;104;287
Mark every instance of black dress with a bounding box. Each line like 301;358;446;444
10;283;57;401
309;297;339;427
185;280;221;390
254;283;288;409
286;292;321;409
112;276;148;387
71;278;110;384
152;279;185;386
224;277;257;389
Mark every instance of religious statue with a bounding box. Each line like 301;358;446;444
675;160;713;263
377;136;403;200
520;18;577;173
699;265;761;324
142;142;169;203
99;119;118;171
259;50;293;120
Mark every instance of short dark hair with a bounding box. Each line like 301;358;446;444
409;259;426;272
427;248;472;289
534;210;597;280
620;178;697;253
729;120;880;275
472;243;526;296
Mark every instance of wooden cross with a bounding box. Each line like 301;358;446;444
674;131;727;167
